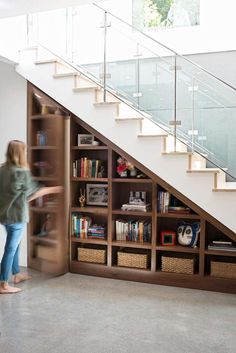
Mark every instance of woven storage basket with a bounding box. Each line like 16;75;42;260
211;261;236;279
117;251;148;269
162;256;194;275
77;247;106;264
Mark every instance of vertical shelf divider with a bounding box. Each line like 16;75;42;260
107;147;113;267
151;182;157;272
65;115;71;271
199;218;206;276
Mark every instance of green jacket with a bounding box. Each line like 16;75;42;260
0;164;40;224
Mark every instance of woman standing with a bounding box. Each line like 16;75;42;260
0;140;62;294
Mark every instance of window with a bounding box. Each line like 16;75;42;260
133;0;200;30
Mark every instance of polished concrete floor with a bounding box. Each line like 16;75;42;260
0;269;236;353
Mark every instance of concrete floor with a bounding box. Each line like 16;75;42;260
0;269;235;353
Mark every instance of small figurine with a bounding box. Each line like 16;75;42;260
38;214;54;237
79;188;86;207
97;165;105;178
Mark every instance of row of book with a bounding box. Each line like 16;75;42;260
157;191;190;214
72;214;106;239
72;158;105;178
115;219;152;243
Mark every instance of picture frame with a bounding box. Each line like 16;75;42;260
161;231;176;246
86;184;108;206
78;134;94;146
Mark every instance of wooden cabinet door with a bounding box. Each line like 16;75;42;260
28;84;69;276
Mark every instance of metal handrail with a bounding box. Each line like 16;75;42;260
93;2;236;93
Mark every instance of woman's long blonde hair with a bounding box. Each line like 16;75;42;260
5;140;28;168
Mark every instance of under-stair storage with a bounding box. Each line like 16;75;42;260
27;83;236;293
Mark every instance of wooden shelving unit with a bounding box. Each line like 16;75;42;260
27;83;69;275
28;83;236;293
68;115;236;294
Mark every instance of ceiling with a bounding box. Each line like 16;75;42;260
0;0;104;18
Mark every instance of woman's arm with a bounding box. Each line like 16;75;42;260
28;186;63;202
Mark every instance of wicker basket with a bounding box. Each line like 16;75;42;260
162;256;195;275
77;247;106;264
117;251;148;269
211;261;236;279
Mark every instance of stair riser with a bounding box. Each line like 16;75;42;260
189;154;207;169
141;118;168;135
164;136;187;153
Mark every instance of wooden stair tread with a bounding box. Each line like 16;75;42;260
73;86;99;91
53;72;78;78
162;151;191;155
187;168;227;173
213;182;236;191
213;188;236;192
138;133;168;137
21;46;38;51
162;151;208;156
94;101;120;106
115;117;144;121
35;59;58;64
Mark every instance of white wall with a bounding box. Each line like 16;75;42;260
102;0;236;56
0;61;27;267
0;0;104;19
1;0;236;64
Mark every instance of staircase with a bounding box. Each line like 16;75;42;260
14;47;236;238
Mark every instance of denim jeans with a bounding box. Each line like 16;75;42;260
0;223;25;282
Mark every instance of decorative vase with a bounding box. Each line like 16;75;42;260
130;168;137;178
120;170;128;178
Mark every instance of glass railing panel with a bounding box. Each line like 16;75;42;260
0;15;27;61
104;13;175;127
138;54;175;128
31;9;69;59
175;56;236;178
175;58;198;152
72;5;104;81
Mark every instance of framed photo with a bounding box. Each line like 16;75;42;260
78;134;94;146
86;184;108;206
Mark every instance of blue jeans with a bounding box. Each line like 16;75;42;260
0;223;25;282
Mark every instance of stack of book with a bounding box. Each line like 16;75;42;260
72;213;92;238
208;240;236;252
121;203;151;212
157;191;190;214
168;206;191;214
157;191;170;213
115;219;151;243
87;224;106;240
72;158;105;178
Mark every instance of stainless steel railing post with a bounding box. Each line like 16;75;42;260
174;55;177;152
103;11;108;103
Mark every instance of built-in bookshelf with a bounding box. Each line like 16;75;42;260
28;83;236;293
69;115;236;293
